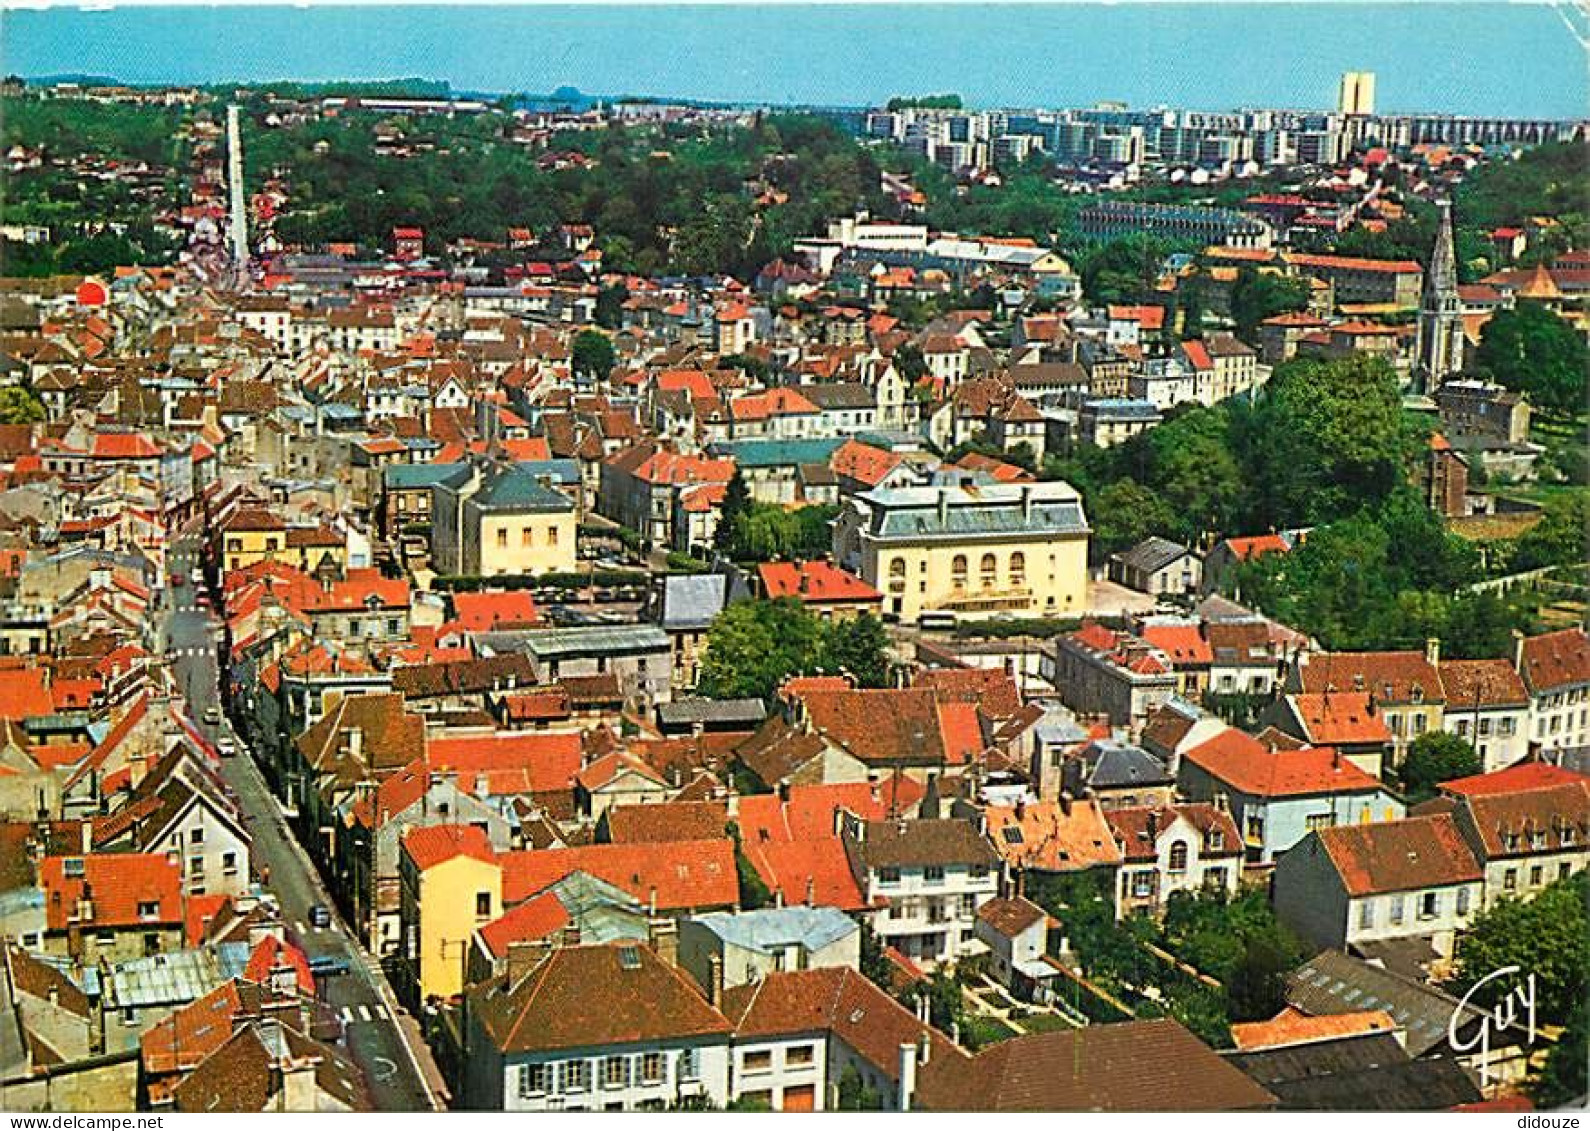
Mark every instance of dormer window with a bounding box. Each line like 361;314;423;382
1207;830;1224;851
137;900;160;920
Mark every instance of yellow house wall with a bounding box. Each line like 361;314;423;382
478;512;578;577
418;854;502;1001
864;534;1088;623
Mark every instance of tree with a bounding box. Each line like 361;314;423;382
821;613;891;689
1088;478;1176;561
892;343;928;382
1474;301;1589;415
714;470;753;554
1510;493;1589;572
1243;355;1411;529
570;329;615;384
1228;266;1309;341
0;386;45;425
593;282;628;329
1447;871;1588;1029
1227;932;1296;1023
836;1064;884;1111
1397;731;1482;805
698;598;825;701
1531;1005;1587;1108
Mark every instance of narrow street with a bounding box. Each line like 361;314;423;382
162;532;443;1111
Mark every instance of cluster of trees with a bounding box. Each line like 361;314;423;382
1454;141;1588;266
713;472;838;562
1472;301;1588;417
696;598;891;700
1394;731;1482;805
1045;354;1550;654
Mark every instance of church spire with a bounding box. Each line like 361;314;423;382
1414;200;1465;393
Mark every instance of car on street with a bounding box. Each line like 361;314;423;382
217;738;237;758
308;954;350;978
308;903;333;928
203;706;221;725
191;568;204;586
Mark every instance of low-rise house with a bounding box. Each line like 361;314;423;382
973;895;1062;1003
979;796;1125;884
1290;643;1447;766
647;573;734;690
1419;762;1590;907
1261;692;1391;779
433;460;579;578
460;942;733;1111
839;814;998;967
1272;814;1482;960
1177;730;1404;865
1518;627;1590;754
38;851;185;964
756;560;883;622
1107;802;1243;916
719;965;961;1112
1044;622;1178;729
480;625;673;708
1437;658;1531;773
1061;739;1175;810
396;824;503;1008
678;906;860;995
1110;536;1201;597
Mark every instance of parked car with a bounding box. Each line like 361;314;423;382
203;706;221;725
308;904;332;929
308;954;350;978
217;738;237;759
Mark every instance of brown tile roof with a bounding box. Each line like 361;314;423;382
1440;779;1590;860
975;895;1047;938
498;839;737;910
1518;628;1590;694
1314;814;1481;896
1183;730;1384;798
847;817;998;871
1438;659;1529;708
913;667;1023;720
1297;652;1443;705
604;800;728;844
915;1018;1276;1111
1106;803;1241;863
983;800;1124;872
801;687;950;766
470;942;731;1054
1230;1006;1399;1051
1285;692;1392;747
721;966;962;1079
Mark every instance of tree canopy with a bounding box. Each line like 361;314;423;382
697;599;892;700
1473;301;1588;415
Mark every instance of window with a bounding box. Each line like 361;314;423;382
1529;865;1544;887
678;1049;698;1082
1414;715;1427;735
951;555;968;591
786;1044;815;1068
1132;871;1154;898
1389;895;1404;925
959;893;977;917
1501;717;1515;737
640;1053;663;1084
927;898;948;924
888;558;907;594
1204;867;1227;891
1478;718;1492;737
561;1060;589;1092
743;1050;772;1074
1455;719;1469;737
547;526;559;546
222;852;237;874
878;867;900;885
519;1064;548;1097
189;856;204;876
1504;868;1518;891
190;827;204;844
923;865;945;884
1163;839;1189;878
1245;815;1263;843
980;553;997;590
496;529;508;548
603;1056;629;1088
1207;829;1224;851
522;527;534;548
1457;887;1471;915
476;892;492;918
1009;552;1025;585
138;900;160;919
1306;813;1333;833
1418;891;1439;919
1359;901;1375;929
1389;715;1403;736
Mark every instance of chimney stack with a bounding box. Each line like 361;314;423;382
897;1043;918;1112
707;954;723;1009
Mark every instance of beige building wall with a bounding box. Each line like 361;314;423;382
475;511;577;577
863;535;1088;624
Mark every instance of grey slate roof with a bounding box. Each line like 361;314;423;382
1285;950;1484;1059
861;483;1089;541
471;465;576;513
1226;1032;1482;1111
1080;740;1174;790
656;573;728;631
384;461;465;490
657;697;767;728
689;906;859;954
801;383;876;410
1115;536;1194;575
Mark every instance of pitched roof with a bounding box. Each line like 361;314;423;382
1438;761;1589;797
498;839;737;911
1297;652;1442;705
976;895;1047;938
1312;814;1481;896
1284;692;1391;746
401;823;498;871
983;799;1124;872
470;942;730;1054
757;560;881;604
604;800;728;844
1183;730;1384;798
847;817;998;871
1518;628;1590;693
476;891;571;960
915;1018;1275;1111
1437;658;1530;708
1231;1006;1400;1051
39;851;182;929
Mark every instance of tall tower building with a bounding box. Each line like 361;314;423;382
1338;71;1376;116
1415;201;1466;393
226;104;249;280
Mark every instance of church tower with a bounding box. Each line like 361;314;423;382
1414;201;1465;392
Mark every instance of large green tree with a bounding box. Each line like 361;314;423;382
571;329;616;384
1397;731;1482;805
1447;871;1589;1029
1474;301;1588;415
1228;266;1310;341
697;598;825;700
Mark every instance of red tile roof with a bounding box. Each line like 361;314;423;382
450;591;540;632
0;667;56;721
1440;761;1590;797
1182;730;1384;798
1231;1006;1399;1051
401;823;497;871
1139;625;1213;667
758;560;881;604
39;852;182;930
476;891;570;960
1297;651;1442;705
1286;692;1391;747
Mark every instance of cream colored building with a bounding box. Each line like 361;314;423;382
832;481;1089;624
433;460;578;578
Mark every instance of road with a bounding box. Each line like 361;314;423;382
161;533;441;1111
